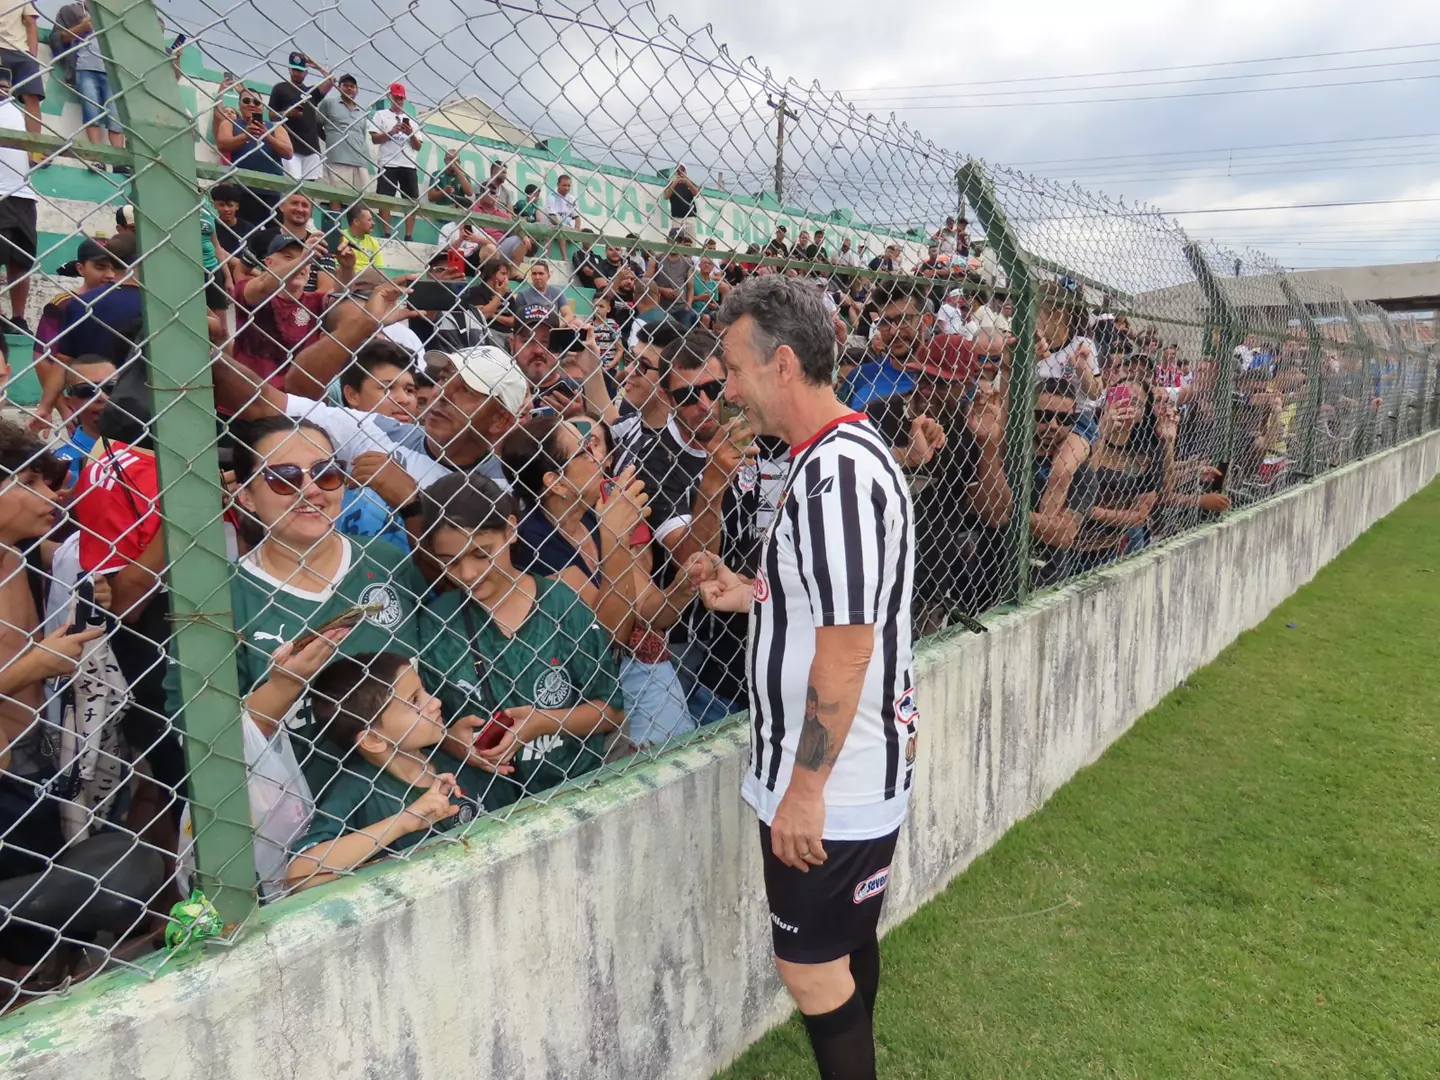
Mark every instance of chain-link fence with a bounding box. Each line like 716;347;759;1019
0;0;1430;1013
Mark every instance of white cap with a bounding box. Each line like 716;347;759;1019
426;346;529;415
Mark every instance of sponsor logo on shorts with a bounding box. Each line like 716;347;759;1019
769;912;799;934
853;866;891;904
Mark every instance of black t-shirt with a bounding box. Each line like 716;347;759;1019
668;179;697;219
764;240;790;258
686;435;788;702
407;280;494;352
866;393;999;612
269;80;326;156
572;248;603;290
610;409;703;587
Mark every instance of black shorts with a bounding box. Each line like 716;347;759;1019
0;195;37;271
760;821;899;964
378;165;420;202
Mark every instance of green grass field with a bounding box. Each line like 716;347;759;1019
718;481;1440;1080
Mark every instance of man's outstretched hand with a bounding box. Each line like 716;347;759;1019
685;551;754;613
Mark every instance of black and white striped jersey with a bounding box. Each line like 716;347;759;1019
742;412;918;841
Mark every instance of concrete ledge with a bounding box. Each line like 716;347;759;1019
4;430;1439;1079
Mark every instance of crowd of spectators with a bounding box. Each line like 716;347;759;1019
0;34;1392;1004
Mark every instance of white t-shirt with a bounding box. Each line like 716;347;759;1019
936;301;970;336
832;247;861;268
544;189;579;225
282;395;450;488
368;108;422;169
0;98;33;201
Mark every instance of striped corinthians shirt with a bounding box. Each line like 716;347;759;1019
742;412;918;841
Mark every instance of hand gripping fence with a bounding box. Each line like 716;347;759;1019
0;0;1426;1012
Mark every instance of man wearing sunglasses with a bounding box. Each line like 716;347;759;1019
51;354;114;484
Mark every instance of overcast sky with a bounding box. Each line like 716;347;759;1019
149;0;1439;272
665;0;1440;272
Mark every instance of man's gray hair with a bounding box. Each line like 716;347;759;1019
716;275;836;386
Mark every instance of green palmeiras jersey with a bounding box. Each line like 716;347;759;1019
418;575;622;808
231;536;427;788
291;745;506;863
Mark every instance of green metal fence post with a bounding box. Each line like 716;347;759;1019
91;0;255;926
1276;276;1323;478
958;161;1036;603
1339;299;1378;458
1182;241;1238;477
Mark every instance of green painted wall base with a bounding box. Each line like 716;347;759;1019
4;335;38;407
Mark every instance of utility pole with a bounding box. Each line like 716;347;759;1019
767;93;798;204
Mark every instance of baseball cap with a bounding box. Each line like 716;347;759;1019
264;233;306;258
903;334;977;383
425;346;528;415
288;51;307;70
389;81;407;99
116;205;135;230
56;236;120;276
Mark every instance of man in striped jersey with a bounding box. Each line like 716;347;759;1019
692;276;916;1080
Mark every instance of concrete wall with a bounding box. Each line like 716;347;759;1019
5;430;1439;1080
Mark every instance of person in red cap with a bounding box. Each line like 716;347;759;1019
369;82;423;241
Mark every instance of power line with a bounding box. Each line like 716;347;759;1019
1165;196;1440;215
1007;131;1440;168
839;55;1440;104
827;40;1440;94
853;71;1440;111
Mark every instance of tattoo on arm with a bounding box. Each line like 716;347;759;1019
795;684;840;772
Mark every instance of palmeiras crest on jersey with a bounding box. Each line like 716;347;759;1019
533;664;573;709
358;583;404;628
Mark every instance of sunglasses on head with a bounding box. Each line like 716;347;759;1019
259;459;346;495
669;379;724;408
63;379;118;400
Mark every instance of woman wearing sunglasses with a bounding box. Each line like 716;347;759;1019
500;415;698;748
230;416;427;794
213;88;293;242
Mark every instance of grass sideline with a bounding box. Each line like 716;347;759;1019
717;480;1440;1079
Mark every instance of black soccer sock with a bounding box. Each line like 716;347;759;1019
850;936;881;1017
800;988;876;1080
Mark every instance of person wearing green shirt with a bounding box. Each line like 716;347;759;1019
230;415;426;791
286;651;504;888
415;471;623;806
512;183;541;224
428;148;473;210
341;204;386;272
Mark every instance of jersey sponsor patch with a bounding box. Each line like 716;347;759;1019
895;687;919;725
753;570;770;603
532;664;573;709
358;582;405;628
853;865;891;904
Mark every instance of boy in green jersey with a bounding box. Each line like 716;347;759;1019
286;652;503;887
415;471;623;807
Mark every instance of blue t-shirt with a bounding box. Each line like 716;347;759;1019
843;355;915;411
512;508;600;586
337;487;411;551
56;284;144;362
53;428;98;484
